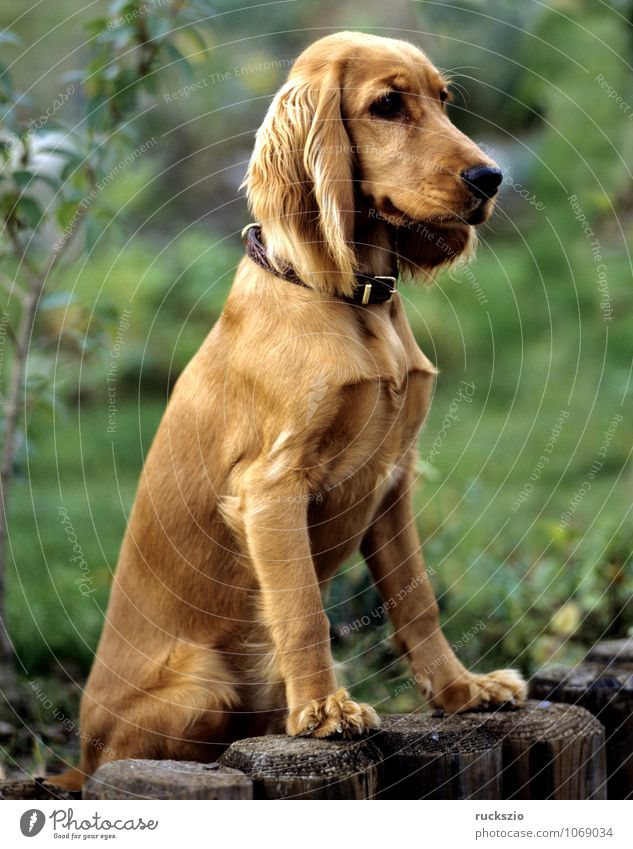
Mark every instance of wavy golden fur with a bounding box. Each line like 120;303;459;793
53;31;525;790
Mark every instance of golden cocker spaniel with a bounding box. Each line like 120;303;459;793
59;31;525;787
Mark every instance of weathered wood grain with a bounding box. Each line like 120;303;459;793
219;734;381;799
372;712;502;799
82;759;253;800
531;664;632;799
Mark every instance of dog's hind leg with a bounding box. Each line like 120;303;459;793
78;642;241;778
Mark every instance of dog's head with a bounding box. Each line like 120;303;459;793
245;32;502;296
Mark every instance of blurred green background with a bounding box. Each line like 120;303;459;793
1;0;631;730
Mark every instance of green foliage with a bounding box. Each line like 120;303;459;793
0;1;225;680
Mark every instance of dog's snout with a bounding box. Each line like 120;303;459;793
461;165;503;201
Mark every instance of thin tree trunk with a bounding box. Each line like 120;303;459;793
0;215;86;710
0;0;183;714
0;228;48;708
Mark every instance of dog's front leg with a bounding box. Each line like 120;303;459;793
242;465;379;738
361;470;526;712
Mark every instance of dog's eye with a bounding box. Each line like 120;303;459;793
370;92;403;119
439;87;450;104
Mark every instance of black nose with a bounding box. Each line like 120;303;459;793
461;165;503;201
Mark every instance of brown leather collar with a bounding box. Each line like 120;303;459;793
241;223;398;306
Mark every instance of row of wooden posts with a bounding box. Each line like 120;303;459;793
1;638;631;800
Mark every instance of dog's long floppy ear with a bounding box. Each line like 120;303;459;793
245;67;356;297
395;221;476;283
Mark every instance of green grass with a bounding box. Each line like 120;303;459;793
8;399;164;674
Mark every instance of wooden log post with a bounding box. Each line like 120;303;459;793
82;760;253;800
469;700;607;799
531;661;633;799
219;735;381;799
0;777;79;801
588;638;633;666
372;713;503;799
374;702;605;800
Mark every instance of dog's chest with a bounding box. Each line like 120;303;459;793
322;307;434;472
305;306;435;560
315;363;432;492
306;361;433;576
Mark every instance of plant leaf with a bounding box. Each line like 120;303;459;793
16;195;43;229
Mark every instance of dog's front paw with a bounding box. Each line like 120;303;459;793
287;688;380;738
433;668;527;713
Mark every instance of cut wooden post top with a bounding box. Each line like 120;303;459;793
588;639;633;667
467;698;606;741
377;700;604;744
220;733;382;777
374;711;502;753
531;664;633;703
219;734;382;799
82;759;253;800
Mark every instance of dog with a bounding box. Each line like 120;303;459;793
57;31;526;788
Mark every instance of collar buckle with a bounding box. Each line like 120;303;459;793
241;222;260;244
374;276;398;303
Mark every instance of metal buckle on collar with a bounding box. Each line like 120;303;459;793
241;222;259;244
361;276;397;305
374;276;398;303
